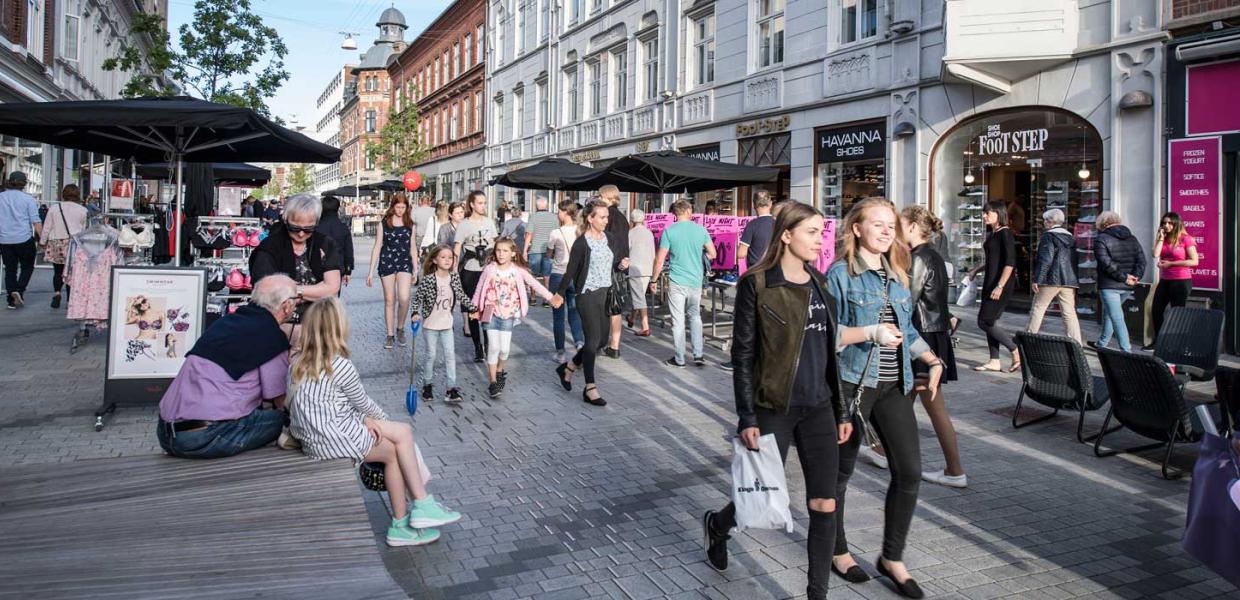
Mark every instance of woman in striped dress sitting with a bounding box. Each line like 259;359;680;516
289;297;463;547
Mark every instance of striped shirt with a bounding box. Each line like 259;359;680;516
876;268;902;382
289;356;390;462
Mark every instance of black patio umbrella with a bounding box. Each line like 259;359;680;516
136;162;271;186
0;96;340;264
559;151;780;193
489;157;597;190
361;180;405;192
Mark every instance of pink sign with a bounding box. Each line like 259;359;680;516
1167;137;1222;291
711;231;740;270
813;219;838;273
1187;60;1240;136
644;212;675;245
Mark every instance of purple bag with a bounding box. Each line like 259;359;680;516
1182;433;1240;589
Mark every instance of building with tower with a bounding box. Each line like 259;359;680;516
339;6;408;192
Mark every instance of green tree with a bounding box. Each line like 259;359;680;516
257;179;281;201
367;100;430;177
286;164;314;194
103;0;289;118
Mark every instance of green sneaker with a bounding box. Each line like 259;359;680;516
407;494;462;528
386;519;440;547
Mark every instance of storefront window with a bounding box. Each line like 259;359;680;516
737;134;790;215
932;108;1103;313
814;121;885;219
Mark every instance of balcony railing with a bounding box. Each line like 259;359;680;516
509;141;524;161
581;121;599;146
682;90;713;126
559;126;577;148
604;114;627;141
489;146;504;164
533;134;547;156
632;105;658;135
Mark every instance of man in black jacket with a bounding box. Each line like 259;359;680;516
600;185;629;357
1092;211;1146;352
318;195;355;287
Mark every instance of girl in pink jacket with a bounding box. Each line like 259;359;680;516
472;238;561;398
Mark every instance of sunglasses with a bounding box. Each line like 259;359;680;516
286;224;316;234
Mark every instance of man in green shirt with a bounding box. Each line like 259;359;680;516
650;200;716;367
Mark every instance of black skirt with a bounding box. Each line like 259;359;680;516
913;330;958;383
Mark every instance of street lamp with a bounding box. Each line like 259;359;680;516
340;32;359;51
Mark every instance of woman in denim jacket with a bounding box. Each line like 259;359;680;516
827;198;944;599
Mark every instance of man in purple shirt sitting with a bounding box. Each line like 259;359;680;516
157;275;299;459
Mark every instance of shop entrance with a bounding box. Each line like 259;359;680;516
736;133;791;216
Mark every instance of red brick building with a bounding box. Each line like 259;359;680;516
339;7;408;188
388;0;486;203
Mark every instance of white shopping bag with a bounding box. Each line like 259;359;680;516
415;442;432;484
731;434;794;532
956;275;978;307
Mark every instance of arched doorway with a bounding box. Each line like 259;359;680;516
930;107;1103;314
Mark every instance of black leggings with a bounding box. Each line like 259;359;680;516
714;404;839;593
52;263;66;293
571;288;608;385
459;268;486;357
836;380;921;561
977;285;1016;360
1151;278;1192;340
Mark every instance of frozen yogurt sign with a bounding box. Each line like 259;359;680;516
977;124;1048;156
1168;137;1223;292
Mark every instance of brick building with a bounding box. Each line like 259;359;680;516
339;7;408;191
388;0;486;204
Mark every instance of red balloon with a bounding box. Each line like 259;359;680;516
402;171;422;191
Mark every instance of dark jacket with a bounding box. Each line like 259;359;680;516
909;243;953;332
732;264;848;432
1032;228;1078;288
250;224;342;284
555;230;624;295
317;212;354;276
605;205;630;260
1095;225;1147;290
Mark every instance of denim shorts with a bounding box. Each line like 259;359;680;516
487;315;518;332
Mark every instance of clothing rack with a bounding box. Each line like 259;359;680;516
198;216;261;225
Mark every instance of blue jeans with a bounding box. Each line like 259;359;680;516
1097;289;1132;352
668;282;704;364
528;253;552;278
549;273;583;351
156;407;284;459
420;327;457;388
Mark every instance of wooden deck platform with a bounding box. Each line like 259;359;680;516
0;449;408;599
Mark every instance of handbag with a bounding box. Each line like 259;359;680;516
731;434;795;532
1182;433;1240;588
606;269;629;316
358;442;434;493
849;275;890;451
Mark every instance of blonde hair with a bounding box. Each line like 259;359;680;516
900;205;942;241
838;197;910;288
290;297;350;386
599;184;620;205
1096;210;1122;231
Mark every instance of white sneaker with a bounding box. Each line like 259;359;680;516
858;445;889;470
922;470;968;488
553;350;566;363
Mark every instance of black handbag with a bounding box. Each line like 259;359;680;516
359;462;387;491
606;269;630;316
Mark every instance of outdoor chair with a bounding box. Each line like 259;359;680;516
1094;348;1204;479
1154;306;1224;382
1012;332;1111;443
1214;365;1240;436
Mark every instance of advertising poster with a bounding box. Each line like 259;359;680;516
644;212;675;245
107;268;206;380
813;219;838;273
1167;137;1222;291
109;179;134;212
703;216;742;270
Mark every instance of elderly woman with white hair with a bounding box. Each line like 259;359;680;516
1092;210;1146;352
1025;208;1082;343
250;193;344;323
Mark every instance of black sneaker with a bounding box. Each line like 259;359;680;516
445;388;463;403
1086;341;1101;352
664;357;686;368
719;361;734;371
693;356;706;367
421;385;433;402
702;511;730;572
497;371;508;389
488;382;502;398
474;352;485;363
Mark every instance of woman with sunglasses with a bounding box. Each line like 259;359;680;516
1148;211;1197;349
251;193;343;328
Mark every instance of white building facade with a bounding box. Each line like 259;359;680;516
312;66;353;194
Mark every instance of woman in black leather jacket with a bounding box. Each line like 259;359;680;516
701;202;902;600
902;206;966;489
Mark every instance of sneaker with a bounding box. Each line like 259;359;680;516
445;388;463;403
10;291;22;308
554;350;566;363
693;356;706;367
497;371;508;389
702;511;730;571
407;494;462;528
858;445;889;470
1086;340;1102;352
489;382;502;398
277;427;301;450
386;520;441;547
1078;260;1097;269
719;361;735;371
922;470;968;488
664;357;686;368
474;352;485;363
384;336;395;350
421;385;433;402
1046;185;1064;193
397;329;408;347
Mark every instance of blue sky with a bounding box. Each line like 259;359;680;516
168;0;451;129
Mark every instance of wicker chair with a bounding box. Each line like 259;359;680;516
1094;348;1203;479
1012;332;1111;443
1214;365;1240;436
1154;307;1224;382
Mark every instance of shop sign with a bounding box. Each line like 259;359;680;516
976;124;1048;156
644;212;675;245
1167;137;1223;291
109;179;134;212
571;150;602;162
816;122;885;162
736;115;790;138
682;144;721;162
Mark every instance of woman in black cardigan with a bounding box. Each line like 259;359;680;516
552;201;628;406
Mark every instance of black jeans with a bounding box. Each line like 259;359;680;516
714;404;839;592
836;380;921;561
1151;278;1192;340
572;288;608;385
459;268;486;357
977;284;1016;360
0;237;36;296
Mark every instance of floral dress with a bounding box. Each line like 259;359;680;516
377;222;414;277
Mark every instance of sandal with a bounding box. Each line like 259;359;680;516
1007;362;1022;373
972;364;1002;372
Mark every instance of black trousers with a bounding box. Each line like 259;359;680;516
571;288;608;385
1151;278;1192;340
977;283;1016;360
0;238;35;296
52;263;67;294
836;380;921;561
714;404;840;592
459;268;486;357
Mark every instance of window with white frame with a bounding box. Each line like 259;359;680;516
434;57;441;89
465;34;473;67
453;43;461;73
475;91;483;132
540;0;550;41
514;89;525;138
588;60;602;117
840;0;878;44
591;0;602;14
27;0;45;62
536;80;548;130
565;67;579;123
497;12;506;63
641;38;658;101
693;14;715;86
755;0;785;69
365;110;377;133
477;25;485;63
516;0;526;55
63;13;80;61
451;102;460;141
569;0;582;24
611;49;628;111
494;97;504;141
444;50;452;81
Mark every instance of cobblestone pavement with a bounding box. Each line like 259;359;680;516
1;247;1237;600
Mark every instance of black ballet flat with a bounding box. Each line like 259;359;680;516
831;562;872;583
876;557;924;599
555;363;573;391
582;387;606;406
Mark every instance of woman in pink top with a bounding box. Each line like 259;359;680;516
1148;211;1199;348
472;238;562;399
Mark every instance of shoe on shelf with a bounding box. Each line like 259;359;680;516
488;382;502;398
406;495;462;529
858;445;889;470
693;356;707;367
719;361;735;372
702;510;730;572
386;521;440;547
921;470;968;488
445;388;463;403
397;328;408;347
664;357;686;368
421;385;433;402
384;335;395;350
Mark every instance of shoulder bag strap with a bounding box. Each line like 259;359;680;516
850;271;890;418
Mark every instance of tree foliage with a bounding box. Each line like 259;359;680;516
286;164;314;194
366;99;430;177
104;0;289;118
